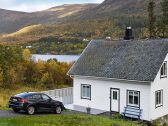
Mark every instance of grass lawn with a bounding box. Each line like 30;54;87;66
0;114;143;126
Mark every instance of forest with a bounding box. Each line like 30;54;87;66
0;46;72;90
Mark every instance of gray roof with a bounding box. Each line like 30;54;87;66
68;39;168;82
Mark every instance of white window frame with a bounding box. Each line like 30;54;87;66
155;90;163;108
81;84;91;100
160;61;167;78
127;90;140;108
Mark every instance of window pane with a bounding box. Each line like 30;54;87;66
86;86;90;97
32;95;41;99
88;87;91;98
84;86;86;97
129;92;133;96
82;86;86;97
156;92;159;105
161;62;167;76
42;94;50;101
161;67;164;75
158;92;161;104
134;95;138;105
129;92;133;104
134;92;138;97
113;91;118;100
164;63;167;75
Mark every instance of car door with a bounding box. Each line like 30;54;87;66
38;94;53;111
30;94;42;109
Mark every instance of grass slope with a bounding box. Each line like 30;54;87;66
0;114;141;126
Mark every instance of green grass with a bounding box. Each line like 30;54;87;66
0;114;142;126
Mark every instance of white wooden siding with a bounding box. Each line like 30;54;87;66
150;54;168;120
73;77;151;121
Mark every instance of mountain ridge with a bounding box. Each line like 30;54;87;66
0;4;97;33
65;0;161;21
0;0;162;34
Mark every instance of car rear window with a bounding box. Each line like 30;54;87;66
15;93;30;98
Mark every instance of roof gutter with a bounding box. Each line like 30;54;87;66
69;75;152;83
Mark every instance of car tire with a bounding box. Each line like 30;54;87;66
13;108;20;113
27;106;35;115
55;106;62;114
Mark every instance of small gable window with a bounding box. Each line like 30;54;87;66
160;61;167;78
81;84;91;100
155;90;163;108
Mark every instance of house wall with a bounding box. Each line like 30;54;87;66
151;54;168;120
73;76;151;121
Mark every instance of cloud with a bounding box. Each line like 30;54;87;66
0;0;104;12
9;3;58;12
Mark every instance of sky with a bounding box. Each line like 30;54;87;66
0;0;104;12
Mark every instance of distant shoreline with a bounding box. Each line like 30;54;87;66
32;54;80;63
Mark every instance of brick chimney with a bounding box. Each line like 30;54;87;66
124;27;134;40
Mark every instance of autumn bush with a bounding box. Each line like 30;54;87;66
0;46;72;90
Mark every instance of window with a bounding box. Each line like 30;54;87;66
161;62;167;78
28;94;41;100
42;94;51;101
127;90;140;107
81;84;91;100
113;91;118;100
155;90;163;108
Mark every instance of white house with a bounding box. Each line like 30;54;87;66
68;31;168;121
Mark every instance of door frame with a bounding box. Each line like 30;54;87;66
110;88;120;113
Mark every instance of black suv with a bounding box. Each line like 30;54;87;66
8;92;65;115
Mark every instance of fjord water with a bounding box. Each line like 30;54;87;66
32;54;80;63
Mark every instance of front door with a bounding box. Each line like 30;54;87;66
110;88;120;112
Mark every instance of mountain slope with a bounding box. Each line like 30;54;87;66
0;0;162;34
0;4;97;33
66;0;161;20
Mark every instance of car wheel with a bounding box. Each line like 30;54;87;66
13;108;20;113
27;106;35;115
55;106;62;114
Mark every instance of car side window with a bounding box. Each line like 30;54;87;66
33;94;41;99
28;94;41;100
41;94;50;101
27;95;33;100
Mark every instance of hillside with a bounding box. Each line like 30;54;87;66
0;0;162;34
65;0;161;20
0;19;123;54
0;4;97;33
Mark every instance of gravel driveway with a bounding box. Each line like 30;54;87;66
0;109;84;118
0;110;24;118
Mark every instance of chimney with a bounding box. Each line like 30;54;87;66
124;27;134;40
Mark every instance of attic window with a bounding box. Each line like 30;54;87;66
160;61;167;78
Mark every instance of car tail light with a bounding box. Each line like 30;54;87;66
19;98;28;103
